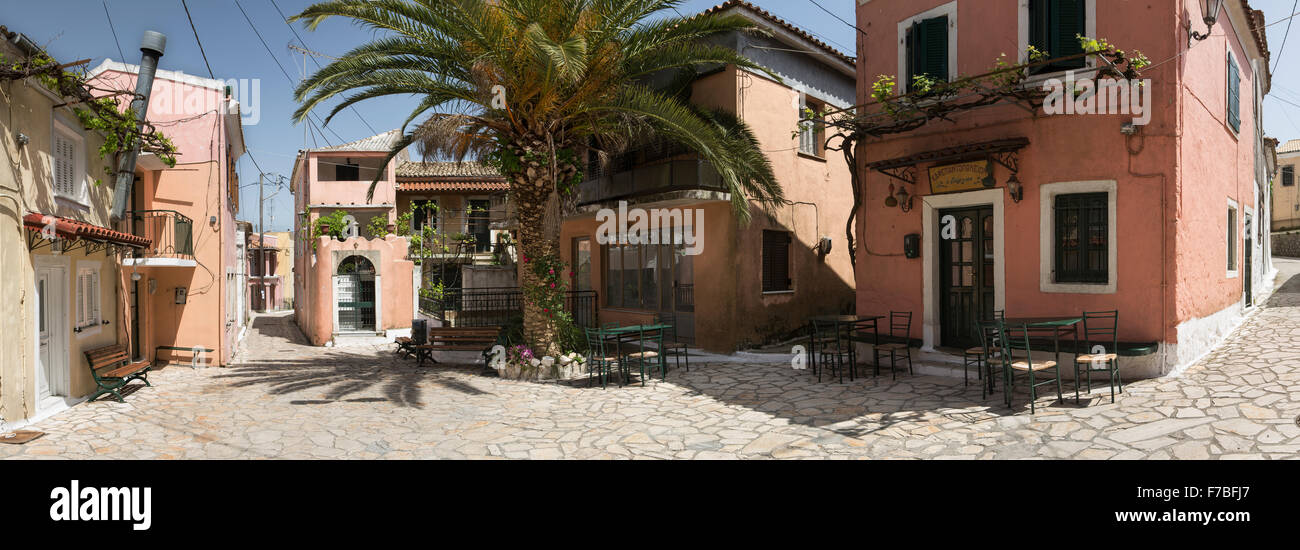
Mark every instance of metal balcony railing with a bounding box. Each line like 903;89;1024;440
577;139;726;206
126;210;195;260
419;287;598;328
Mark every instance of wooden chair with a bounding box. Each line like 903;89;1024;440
1075;310;1122;403
873;311;914;380
1000;320;1063;414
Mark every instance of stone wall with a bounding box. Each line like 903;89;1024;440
1271;231;1300;258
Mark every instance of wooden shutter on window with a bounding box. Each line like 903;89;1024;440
76;272;86;326
1030;0;1087;74
906;16;949;91
1227;53;1241;132
53;133;76;197
90;271;100;324
762;231;791;292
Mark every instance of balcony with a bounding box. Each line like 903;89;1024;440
574;140;728;213
122;210;197;267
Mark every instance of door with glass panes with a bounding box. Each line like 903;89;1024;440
939;206;995;349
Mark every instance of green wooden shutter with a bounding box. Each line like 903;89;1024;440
1227;53;1241;132
921;15;948;82
1030;0;1086;73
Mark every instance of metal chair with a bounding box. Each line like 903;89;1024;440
810;319;853;383
654;312;690;372
972;317;1007;400
872;311;913;379
583;327;618;389
1075;310;1122;403
1000;320;1063;414
963;310;1004;387
623;325;666;386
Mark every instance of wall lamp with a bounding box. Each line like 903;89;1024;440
1006;173;1024;203
1190;0;1225;42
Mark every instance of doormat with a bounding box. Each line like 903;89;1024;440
0;430;46;445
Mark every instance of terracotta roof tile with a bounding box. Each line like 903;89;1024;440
396;160;502;178
700;0;854;67
396;180;510;193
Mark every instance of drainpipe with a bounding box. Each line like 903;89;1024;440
109;31;166;223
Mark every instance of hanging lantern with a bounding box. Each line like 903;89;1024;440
1006;172;1024;203
884;183;898;207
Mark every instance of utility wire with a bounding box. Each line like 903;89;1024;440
101;0;126;62
268;0;379;135
180;0;215;79
808;0;868;40
1273;0;1298;73
232;0;341;146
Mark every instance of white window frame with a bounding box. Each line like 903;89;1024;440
1227;198;1239;278
466;195;492;251
409;196;440;235
896;1;959;88
75;260;102;337
1039;180;1118;294
797;93;826;158
52;117;88;207
1017;0;1099;86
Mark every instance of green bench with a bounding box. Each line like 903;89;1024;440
83;344;152;402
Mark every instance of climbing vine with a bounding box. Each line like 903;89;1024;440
1;52;178;173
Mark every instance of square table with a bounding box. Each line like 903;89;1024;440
807;315;884;377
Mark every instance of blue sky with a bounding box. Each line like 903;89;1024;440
2;0;1297;231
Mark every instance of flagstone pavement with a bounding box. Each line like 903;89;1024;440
5;262;1300;460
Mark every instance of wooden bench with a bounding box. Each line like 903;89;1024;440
83;345;152;402
414;326;503;366
156;345;215;367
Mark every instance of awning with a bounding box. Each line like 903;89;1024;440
865;137;1029;184
396;180;510;192
22;212;151;249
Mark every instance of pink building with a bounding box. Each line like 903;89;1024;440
852;0;1273;377
87;60;247;366
246;231;283;311
291;131;417;345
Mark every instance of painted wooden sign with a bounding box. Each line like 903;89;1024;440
928;160;994;194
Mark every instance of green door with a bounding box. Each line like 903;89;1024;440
939;206;995;349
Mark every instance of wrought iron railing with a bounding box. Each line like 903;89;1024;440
577;140;725;205
126;210;194;259
420;287;598;328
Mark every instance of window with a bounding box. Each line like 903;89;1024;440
603;243;678;309
905;15;949;92
762;230;792;292
1282;166;1294;187
1227;204;1238;273
411;199;438;233
337;161;360;181
798;94;825;157
52;125;84;201
1028;0;1088;74
467;198;492;253
1226;52;1241;133
1053;193;1108;283
76;267;100;330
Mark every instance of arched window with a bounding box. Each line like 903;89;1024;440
337;255;375;275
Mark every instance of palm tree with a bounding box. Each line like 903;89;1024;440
291;0;784;354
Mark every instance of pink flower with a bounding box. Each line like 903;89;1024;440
549;283;556;289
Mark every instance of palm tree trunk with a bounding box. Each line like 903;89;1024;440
509;137;572;357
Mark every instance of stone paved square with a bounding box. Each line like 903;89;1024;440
3;264;1298;460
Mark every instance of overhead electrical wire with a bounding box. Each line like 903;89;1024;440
179;0;215;79
101;0;126;62
268;0;380;135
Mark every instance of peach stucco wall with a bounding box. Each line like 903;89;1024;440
300;234;414;345
560;63;857;352
853;0;1263;354
88;67;242;366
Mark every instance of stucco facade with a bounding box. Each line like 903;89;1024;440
292;131;418;345
1271;140;1299;231
86;60;247;368
560;2;858;352
852;0;1273;378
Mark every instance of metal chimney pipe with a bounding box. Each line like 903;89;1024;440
110;30;166;222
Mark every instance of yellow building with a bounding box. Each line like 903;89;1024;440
1;29;145;426
1272;139;1300;231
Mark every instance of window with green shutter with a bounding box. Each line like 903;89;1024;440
1226;52;1241;133
1029;0;1088;74
906;15;949;92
